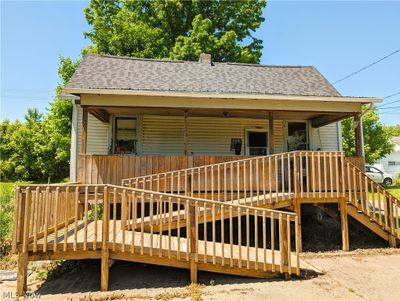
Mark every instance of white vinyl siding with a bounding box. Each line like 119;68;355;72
310;122;340;151
76;106;109;154
142;115;285;155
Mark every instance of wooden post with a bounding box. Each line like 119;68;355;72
183;110;189;156
340;198;349;251
281;217;289;270
81;106;88;154
268;112;274;155
189;203;197;283
354;114;363;158
101;187;109;291
17;252;28;296
293;198;302;252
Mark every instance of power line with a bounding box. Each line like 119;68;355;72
1;95;52;101
379;111;400;115
3;88;53;93
377;98;400;108
377;105;400;110
332;49;400;85
383;91;400;99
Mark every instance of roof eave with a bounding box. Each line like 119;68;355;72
62;87;382;104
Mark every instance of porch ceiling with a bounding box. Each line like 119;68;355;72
88;106;351;127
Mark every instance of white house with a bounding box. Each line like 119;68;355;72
375;136;400;177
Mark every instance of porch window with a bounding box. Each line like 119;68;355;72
287;122;308;151
114;117;137;154
246;130;268;155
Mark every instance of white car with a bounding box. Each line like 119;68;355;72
365;165;394;186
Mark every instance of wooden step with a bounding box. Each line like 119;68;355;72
346;204;389;241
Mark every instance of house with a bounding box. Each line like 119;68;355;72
12;54;399;295
64;54;373;184
374;136;400;177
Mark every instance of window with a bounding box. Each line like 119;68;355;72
287;122;308;151
388;161;400;166
114;117;137;154
369;167;382;174
246;130;268;155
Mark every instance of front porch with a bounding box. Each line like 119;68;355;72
73;99;366;185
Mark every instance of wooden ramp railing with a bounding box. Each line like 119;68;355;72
123;151;399;244
123;151;346;206
343;159;400;241
12;184;301;294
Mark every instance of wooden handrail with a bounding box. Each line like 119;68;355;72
12;183;300;276
123;151;346;206
343;158;400;239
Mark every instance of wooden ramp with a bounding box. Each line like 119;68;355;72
13;184;301;295
31;220;300;276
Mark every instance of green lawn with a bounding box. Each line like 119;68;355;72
386;184;400;199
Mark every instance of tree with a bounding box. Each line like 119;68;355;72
342;106;394;164
83;0;266;63
386;124;400;136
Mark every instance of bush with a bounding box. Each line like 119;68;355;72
0;182;15;255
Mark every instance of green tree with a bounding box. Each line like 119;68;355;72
386;124;400;136
83;0;266;63
342;106;394;164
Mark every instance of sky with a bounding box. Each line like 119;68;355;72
1;1;399;125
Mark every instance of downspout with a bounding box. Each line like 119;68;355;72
70;101;79;182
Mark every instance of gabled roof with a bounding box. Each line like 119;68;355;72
65;54;343;98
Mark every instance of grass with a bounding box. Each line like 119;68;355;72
386;184;400;199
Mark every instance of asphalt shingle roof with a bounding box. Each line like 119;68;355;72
66;54;342;97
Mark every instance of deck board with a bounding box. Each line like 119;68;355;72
32;220;299;274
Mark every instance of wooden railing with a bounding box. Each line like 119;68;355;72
12;185;79;253
12;184;300;276
123;151;346;205
122;151;399;241
78;154;248;185
343;161;400;239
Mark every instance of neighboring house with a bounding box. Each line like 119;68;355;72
63;53;375;184
374;136;400;177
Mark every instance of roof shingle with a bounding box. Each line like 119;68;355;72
66;54;342;97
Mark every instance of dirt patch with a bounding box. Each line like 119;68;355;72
2;253;400;300
301;204;388;252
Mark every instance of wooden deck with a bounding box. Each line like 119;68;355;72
31;220;299;275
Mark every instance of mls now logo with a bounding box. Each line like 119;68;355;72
3;291;41;299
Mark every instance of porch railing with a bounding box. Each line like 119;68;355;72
122;151;346;205
12;184;300;276
77;154;249;185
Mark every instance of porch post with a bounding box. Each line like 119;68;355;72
354;113;363;158
183;110;189;155
81;106;88;154
268;112;275;154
